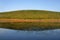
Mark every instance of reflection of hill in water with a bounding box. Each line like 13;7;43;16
0;28;60;40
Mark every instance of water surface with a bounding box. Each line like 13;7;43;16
0;28;60;40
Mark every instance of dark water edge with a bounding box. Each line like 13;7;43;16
0;27;59;31
0;28;60;40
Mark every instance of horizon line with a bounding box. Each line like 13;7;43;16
0;9;60;13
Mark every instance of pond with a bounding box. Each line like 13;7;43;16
0;28;60;40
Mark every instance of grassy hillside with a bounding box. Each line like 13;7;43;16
0;10;60;30
0;10;60;19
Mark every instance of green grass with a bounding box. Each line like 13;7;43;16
0;10;60;30
0;10;60;19
0;22;60;30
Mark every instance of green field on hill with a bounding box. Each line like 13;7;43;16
0;10;60;30
0;10;60;19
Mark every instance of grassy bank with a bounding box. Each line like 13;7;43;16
0;22;60;30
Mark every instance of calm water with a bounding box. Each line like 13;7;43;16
0;28;60;40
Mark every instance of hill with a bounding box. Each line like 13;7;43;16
0;10;60;30
0;10;60;19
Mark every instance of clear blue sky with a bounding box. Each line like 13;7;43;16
0;0;60;12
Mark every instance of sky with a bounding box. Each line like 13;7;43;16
0;0;60;12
